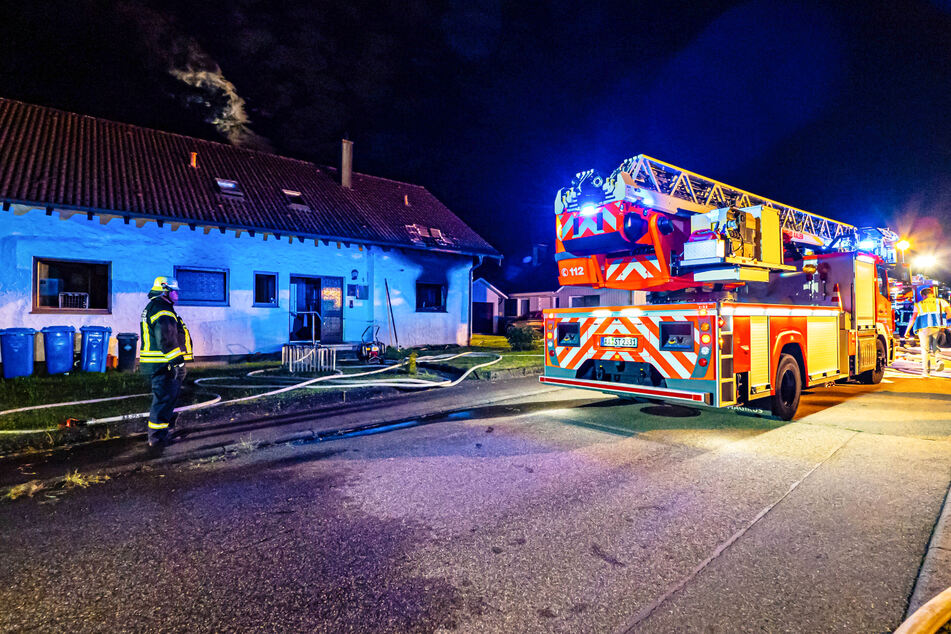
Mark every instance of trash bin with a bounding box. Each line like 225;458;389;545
0;328;36;379
80;325;112;373
40;325;75;375
116;332;139;372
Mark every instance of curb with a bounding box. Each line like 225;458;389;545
906;475;951;619
1;381;561;501
421;362;542;382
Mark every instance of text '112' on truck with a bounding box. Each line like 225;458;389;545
540;155;900;420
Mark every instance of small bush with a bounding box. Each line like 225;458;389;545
506;325;538;351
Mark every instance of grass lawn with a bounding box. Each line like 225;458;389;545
470;334;511;349
0;362;282;431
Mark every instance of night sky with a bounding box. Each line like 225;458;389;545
1;1;949;264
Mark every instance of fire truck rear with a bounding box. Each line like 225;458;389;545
540;156;897;419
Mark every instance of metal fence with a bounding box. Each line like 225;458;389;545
282;343;336;373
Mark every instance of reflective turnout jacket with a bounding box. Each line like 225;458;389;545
140;294;193;373
913;296;950;332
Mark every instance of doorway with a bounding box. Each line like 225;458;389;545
472;302;494;334
290;275;344;343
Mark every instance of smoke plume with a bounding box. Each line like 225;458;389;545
117;2;270;150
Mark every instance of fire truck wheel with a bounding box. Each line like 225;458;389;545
772;354;801;421
859;338;887;385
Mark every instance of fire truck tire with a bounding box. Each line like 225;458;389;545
772;354;801;421
859;338;887;385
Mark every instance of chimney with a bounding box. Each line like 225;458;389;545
341;139;353;189
189;151;198;169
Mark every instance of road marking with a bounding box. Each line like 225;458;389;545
616;428;860;633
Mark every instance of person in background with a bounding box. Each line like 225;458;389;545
904;286;951;377
139;276;193;450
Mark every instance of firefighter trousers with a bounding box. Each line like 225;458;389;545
918;327;941;376
148;368;183;444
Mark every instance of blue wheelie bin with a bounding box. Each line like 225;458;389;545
41;325;75;375
80;325;112;373
0;328;36;379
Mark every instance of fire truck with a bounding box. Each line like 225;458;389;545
540;155;898;419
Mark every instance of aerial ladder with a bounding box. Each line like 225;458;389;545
541;155;899;419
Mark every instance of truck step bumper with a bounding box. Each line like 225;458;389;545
539;375;711;405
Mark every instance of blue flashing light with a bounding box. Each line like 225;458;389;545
580;203;598;216
858;240;876;249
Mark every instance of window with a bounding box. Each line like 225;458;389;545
253;272;278;307
33;257;110;313
282;189;310;210
215;178;244;198
520;299;530;315
570;294;601;308
416;282;446;312
174;266;229;306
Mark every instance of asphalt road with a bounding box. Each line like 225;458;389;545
1;372;950;633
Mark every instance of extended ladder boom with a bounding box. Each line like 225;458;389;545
553;154;899;292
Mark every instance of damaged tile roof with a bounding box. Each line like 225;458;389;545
0;97;498;257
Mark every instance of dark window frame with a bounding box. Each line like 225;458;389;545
253;271;279;307
31;256;112;314
174;266;230;307
416;282;447;313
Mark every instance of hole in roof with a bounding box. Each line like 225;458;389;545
215;178;244;198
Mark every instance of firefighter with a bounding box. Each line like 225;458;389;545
140;276;193;448
904;286;951;377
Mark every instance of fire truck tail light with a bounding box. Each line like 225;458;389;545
700;333;712;344
698;358;708;367
718;317;725;327
700;346;711;356
700;323;710;332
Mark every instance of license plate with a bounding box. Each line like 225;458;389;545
600;336;638;348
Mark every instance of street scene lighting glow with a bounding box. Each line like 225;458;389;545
913;254;938;269
580;203;598;216
896;239;910;251
858;240;876;249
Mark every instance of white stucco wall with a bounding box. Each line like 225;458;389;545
0;205;473;361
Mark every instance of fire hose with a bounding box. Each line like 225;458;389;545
0;352;505;433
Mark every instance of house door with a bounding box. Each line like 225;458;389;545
472;302;494;334
319;276;344;343
290;276;321;342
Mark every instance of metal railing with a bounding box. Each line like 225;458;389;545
289;310;322;343
282;343;336;373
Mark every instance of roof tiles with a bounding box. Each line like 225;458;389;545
0;97;498;257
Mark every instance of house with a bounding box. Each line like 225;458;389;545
471;278;507;334
476;247;646;326
0;98;499;361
